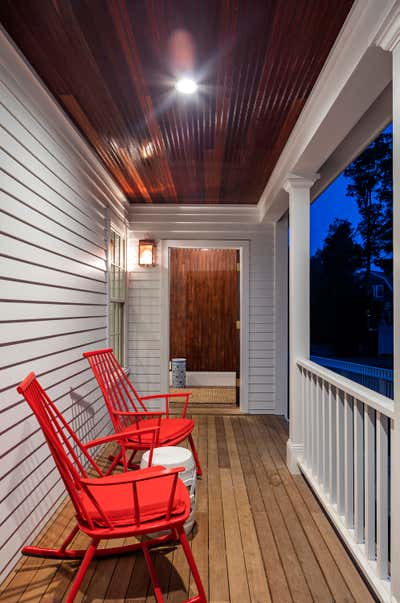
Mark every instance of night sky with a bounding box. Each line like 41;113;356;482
310;123;393;257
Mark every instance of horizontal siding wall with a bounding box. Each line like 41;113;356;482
128;207;276;413
127;236;162;397
0;30;127;581
249;230;275;411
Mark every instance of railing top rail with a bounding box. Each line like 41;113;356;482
310;355;393;380
297;358;395;419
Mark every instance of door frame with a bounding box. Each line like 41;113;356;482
160;239;250;413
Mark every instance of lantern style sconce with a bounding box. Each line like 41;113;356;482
138;239;156;267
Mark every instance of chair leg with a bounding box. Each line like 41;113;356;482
60;524;80;552
188;434;202;476
143;544;164;603
65;537;99;603
178;527;207;603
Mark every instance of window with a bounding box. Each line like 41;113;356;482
109;228;126;364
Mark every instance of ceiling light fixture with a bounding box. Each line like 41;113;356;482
138;240;156;267
175;77;197;94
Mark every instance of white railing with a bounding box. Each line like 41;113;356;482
297;358;395;602
310;355;394;399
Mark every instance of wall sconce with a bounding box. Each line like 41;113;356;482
138;239;156;267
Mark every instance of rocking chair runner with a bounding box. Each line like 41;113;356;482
17;372;207;603
83;348;202;475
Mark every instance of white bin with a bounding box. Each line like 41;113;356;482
141;446;197;535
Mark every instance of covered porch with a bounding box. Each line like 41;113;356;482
1;0;400;602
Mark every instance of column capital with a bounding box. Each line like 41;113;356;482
283;173;320;194
375;2;400;52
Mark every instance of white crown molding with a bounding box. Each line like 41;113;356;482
375;0;400;51
130;203;259;213
129;202;261;223
257;0;397;222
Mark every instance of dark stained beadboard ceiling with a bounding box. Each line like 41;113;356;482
1;0;353;204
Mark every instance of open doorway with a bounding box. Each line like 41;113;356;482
168;247;240;409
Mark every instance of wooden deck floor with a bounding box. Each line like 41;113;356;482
0;415;375;603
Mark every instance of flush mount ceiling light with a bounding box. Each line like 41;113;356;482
175;77;197;94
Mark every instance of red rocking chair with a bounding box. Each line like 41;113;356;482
83;348;202;475
17;372;207;603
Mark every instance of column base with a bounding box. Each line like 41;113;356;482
286;439;304;474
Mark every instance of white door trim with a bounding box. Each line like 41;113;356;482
160;239;250;413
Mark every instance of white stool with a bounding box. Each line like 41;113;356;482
141;446;197;534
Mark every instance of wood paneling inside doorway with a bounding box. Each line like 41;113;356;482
169;248;239;372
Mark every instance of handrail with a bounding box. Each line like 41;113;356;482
310;355;393;380
297;358;395;419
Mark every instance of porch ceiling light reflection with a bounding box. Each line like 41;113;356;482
175;77;197;94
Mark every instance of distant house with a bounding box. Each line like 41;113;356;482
368;271;393;356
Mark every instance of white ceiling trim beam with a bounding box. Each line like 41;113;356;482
311;83;392;201
257;0;398;223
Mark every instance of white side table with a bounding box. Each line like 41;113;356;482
141;446;197;534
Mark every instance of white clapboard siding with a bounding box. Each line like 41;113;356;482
0;30;127;581
128;207;275;413
127;234;162;397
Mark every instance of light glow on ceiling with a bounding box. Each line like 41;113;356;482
175;77;197;94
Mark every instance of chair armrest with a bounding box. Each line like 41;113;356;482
141;392;192;418
112;410;165;418
83;426;160;449
80;465;185;487
141;392;191;401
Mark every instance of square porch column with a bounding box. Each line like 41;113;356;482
284;174;319;474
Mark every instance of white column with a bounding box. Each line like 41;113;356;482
393;41;400;602
284;174;319;474
376;9;400;600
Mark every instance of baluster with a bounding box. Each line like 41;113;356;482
322;380;329;492
307;370;312;467
304;369;310;466
317;377;323;482
344;394;354;528
336;389;345;516
353;399;364;543
312;373;317;475
328;385;337;504
376;411;389;579
365;406;376;560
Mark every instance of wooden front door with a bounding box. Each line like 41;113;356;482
169;248;239;384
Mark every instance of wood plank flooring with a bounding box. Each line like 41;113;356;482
0;415;376;603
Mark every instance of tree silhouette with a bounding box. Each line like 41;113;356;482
311;128;392;359
311;219;366;355
344;132;393;279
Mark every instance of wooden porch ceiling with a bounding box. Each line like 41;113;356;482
0;414;374;602
0;0;353;205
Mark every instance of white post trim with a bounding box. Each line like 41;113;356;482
376;8;400;600
160;239;250;413
275;213;289;418
285;173;319;473
392;45;400;598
